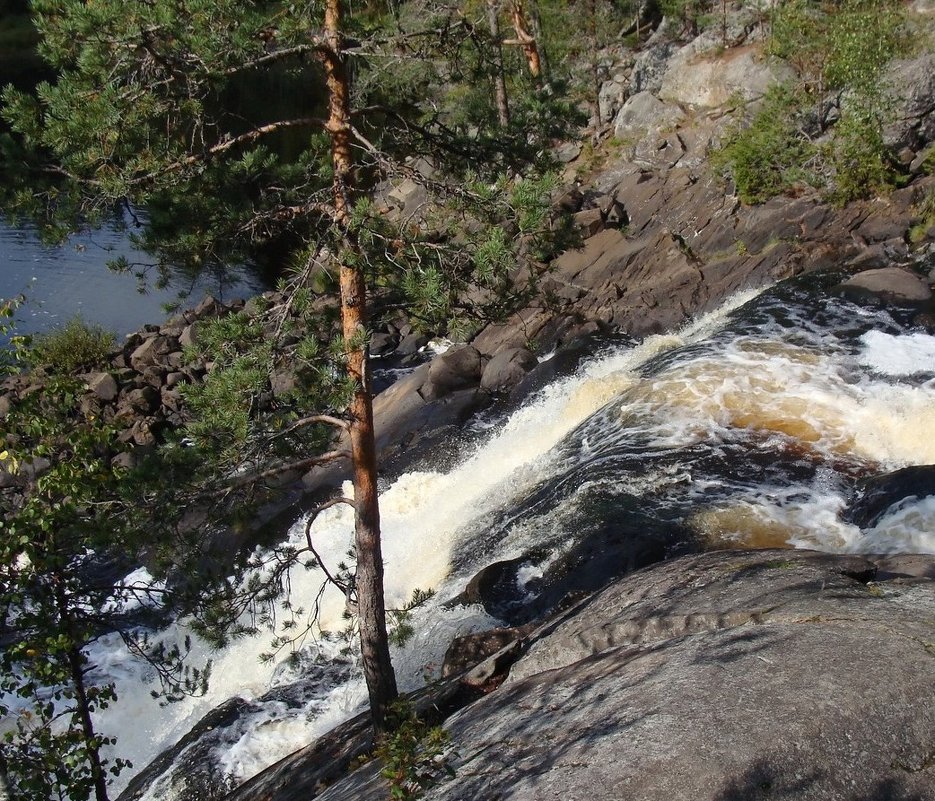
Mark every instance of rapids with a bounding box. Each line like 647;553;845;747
80;271;935;797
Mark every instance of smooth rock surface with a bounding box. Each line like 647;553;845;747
837;267;933;303
317;550;935;801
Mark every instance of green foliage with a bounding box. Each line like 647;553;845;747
0;374;144;799
659;0;711;36
713;84;815;204
825;105;898;206
387;588;436;648
719;0;908;205
27;316;115;373
376;701;455;801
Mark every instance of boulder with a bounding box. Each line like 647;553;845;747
129;335;177;371
883;52;935;151
121;386;161;416
659;46;794;109
85;371;119;402
630;37;678;95
424;345;483;399
480;347;539;394
597;79;627;125
844;464;935;528
835;267;932;304
613;91;685;143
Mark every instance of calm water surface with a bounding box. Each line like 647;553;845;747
0;217;269;336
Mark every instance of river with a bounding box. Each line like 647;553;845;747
0;216;269;337
71;269;935;800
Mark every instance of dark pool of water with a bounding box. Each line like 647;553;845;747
0;216;270;337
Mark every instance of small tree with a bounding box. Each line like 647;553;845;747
0;366;216;801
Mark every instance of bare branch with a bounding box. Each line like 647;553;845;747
273;414;350;439
304;496;355;595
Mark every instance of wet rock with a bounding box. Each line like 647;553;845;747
369;331;397;356
479;347;539;394
843;465;935;528
424;345;483;399
442;626;533;679
395;331;431;356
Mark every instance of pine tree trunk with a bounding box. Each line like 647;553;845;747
486;0;511;127
527;0;549;79
53;579;109;801
322;0;398;733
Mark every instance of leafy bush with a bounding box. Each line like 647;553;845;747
28;316;115;373
713;85;815;204
377;701;455;801
719;0;908;205
825;105;899;206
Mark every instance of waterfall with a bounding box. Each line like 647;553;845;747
52;272;935;798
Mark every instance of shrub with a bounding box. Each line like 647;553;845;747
712;84;815;204
28;316;115;373
825;104;899;206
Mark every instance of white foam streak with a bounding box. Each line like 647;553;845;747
102;290;761;796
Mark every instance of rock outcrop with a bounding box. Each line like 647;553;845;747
312;550;935;801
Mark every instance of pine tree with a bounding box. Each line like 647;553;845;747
0;0;573;761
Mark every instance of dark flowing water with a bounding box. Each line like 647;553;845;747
0;217;269;336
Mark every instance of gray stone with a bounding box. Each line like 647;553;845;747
659;46;795;109
613;92;685;142
425;345;483;399
630;38;678;95
178;322;199;349
480;347;539;394
122;386;161;415
129;335;175;371
85;372;119;402
315;550;935;801
883;52;935;151
597;79;626;125
838;267;932;303
553;141;582;164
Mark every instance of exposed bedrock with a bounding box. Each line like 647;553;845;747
311;549;935;801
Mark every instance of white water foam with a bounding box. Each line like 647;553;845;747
858;330;935;376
